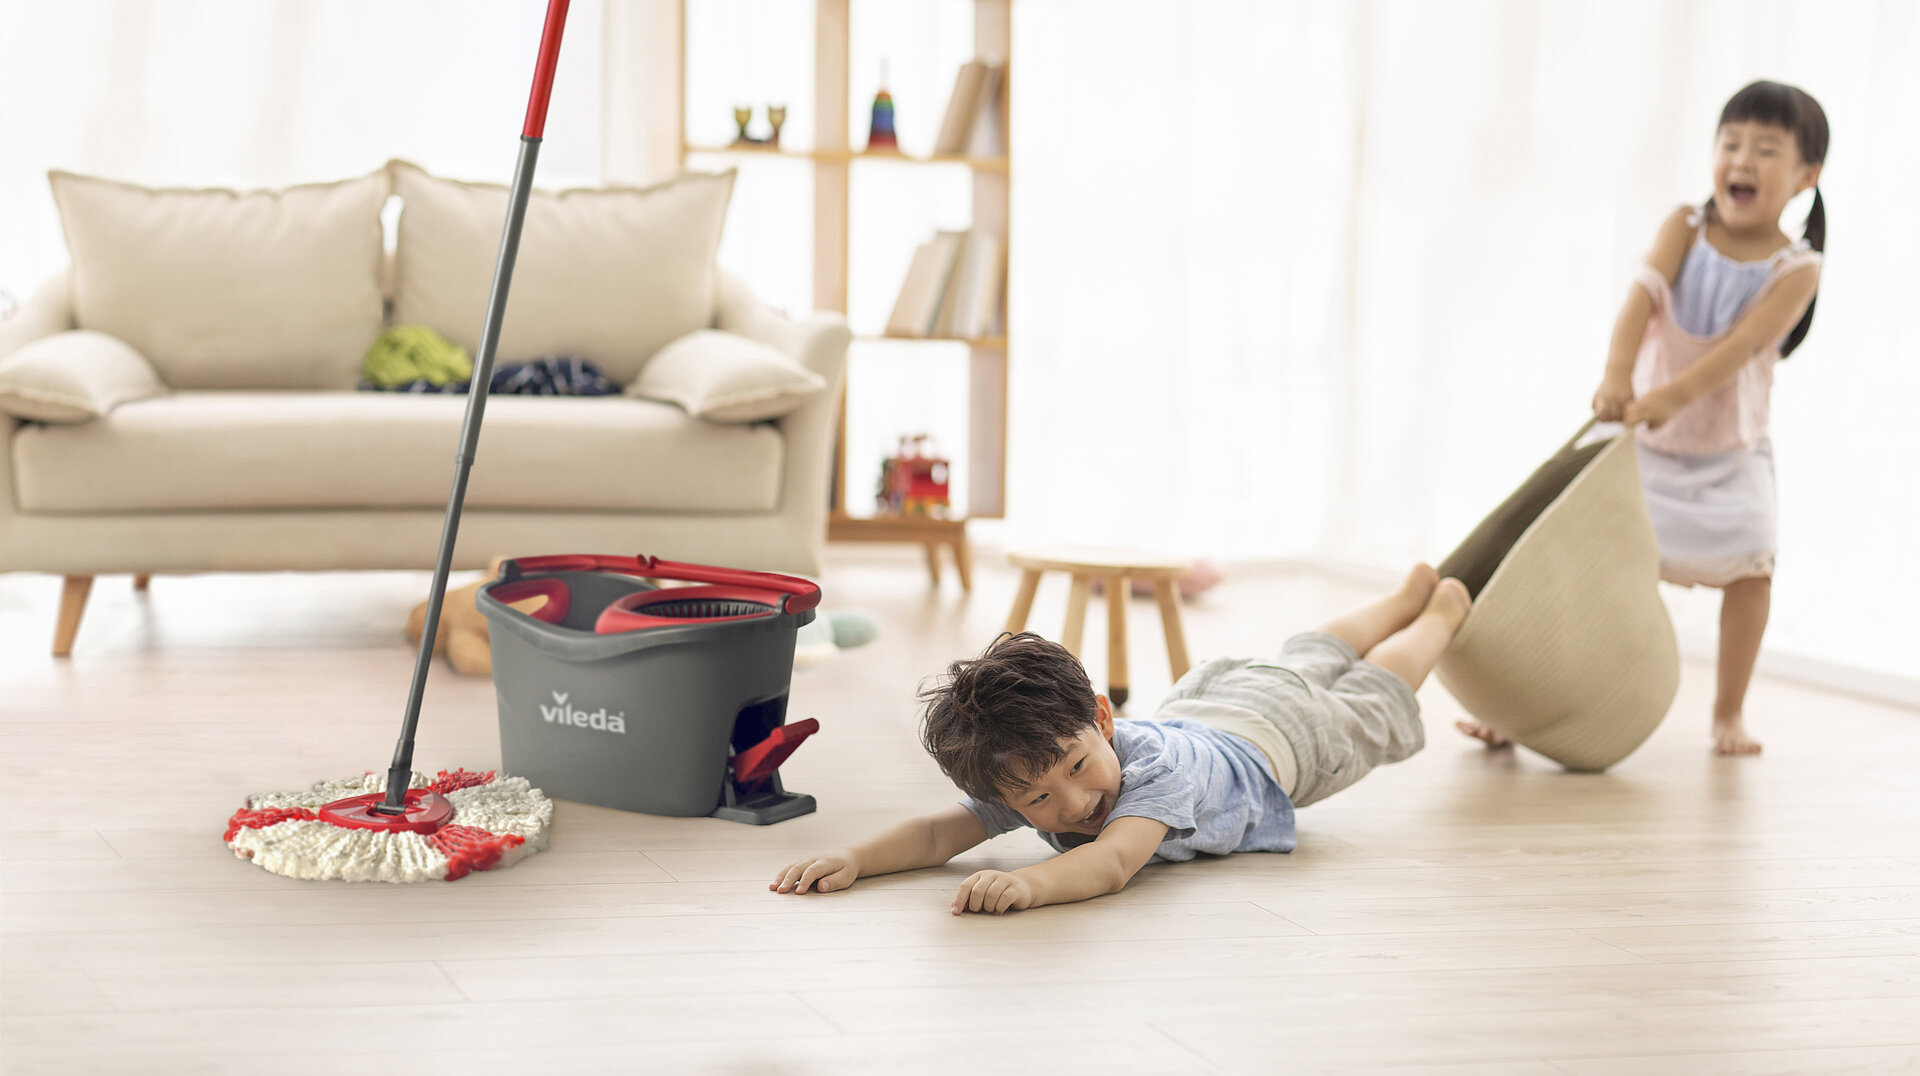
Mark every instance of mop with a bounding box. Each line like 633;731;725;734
227;0;571;882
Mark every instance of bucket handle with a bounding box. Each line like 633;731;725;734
505;554;821;616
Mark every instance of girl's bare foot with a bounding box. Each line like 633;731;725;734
1455;719;1512;748
1713;715;1763;755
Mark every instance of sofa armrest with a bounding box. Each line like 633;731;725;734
713;273;851;381
0;272;75;362
713;272;850;572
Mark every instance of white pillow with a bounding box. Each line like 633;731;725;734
389;160;735;385
48;169;387;390
0;330;166;423
628;330;825;423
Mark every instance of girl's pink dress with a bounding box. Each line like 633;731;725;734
1628;210;1821;587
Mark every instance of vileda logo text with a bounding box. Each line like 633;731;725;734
539;691;628;734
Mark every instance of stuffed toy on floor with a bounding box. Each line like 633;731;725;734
404;558;535;677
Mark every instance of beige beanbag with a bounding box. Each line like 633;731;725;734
1435;423;1679;771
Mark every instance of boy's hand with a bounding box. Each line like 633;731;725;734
771;853;859;895
1622;384;1684;430
1591;375;1635;422
952;869;1036;915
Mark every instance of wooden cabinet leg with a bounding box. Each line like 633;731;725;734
1154;578;1192;681
133;574;151;591
1004;569;1041;634
1061;574;1091;656
1106;574;1129;707
951;535;973;592
54;574;94;657
923;541;943;586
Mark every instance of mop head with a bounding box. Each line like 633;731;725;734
225;769;552;883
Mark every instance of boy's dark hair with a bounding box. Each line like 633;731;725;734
919;632;1099;803
1710;80;1830;358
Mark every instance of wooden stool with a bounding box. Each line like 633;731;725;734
1003;547;1193;707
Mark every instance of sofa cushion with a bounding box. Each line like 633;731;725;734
48;170;387;390
389;160;734;384
0;331;167;423
628;330;827;423
10;392;783;513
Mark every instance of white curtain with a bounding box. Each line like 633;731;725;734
1007;0;1920;687
0;0;608;298
4;0;1916;687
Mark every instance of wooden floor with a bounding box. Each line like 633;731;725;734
3;548;1919;1075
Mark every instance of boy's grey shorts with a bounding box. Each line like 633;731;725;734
1161;632;1424;807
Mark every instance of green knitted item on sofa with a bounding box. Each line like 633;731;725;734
362;326;473;388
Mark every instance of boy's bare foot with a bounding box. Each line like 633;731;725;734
1398;562;1442;620
1713;715;1763;755
1320;563;1442;657
1455;719;1512;748
1426;577;1471;632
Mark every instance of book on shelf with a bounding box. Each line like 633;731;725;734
885;230;966;338
888;230;1005;341
933;58;1008;158
967;62;1007;158
936;232;1004;339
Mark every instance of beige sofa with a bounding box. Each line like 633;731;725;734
0;164;848;655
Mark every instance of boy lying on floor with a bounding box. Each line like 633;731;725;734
771;566;1471;914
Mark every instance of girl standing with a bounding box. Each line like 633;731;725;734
1463;81;1828;755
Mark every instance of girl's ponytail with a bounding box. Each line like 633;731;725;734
1779;186;1822;358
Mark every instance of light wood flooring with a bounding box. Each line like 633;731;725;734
3;547;1919;1075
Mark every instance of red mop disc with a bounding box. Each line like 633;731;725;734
225;769;552;883
317;789;456;833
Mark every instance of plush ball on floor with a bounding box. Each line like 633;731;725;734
794;610;880;668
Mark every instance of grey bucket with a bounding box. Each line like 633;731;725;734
476;554;821;823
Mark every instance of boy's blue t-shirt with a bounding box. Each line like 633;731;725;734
960;718;1297;862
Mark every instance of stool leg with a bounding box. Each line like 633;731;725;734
1061;574;1091;656
951;534;973;592
1154;577;1192;681
1004;569;1041;634
1106;574;1129;707
923;541;943;586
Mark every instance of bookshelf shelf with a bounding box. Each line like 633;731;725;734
871;331;1008;350
656;0;1011;590
684;143;1010;173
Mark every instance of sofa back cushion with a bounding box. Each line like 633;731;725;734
389;160;735;385
49;170;387;389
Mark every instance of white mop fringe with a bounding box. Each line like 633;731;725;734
227;771;552;884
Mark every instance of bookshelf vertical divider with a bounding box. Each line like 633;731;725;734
668;0;1010;589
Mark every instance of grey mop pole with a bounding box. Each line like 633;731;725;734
377;0;571;814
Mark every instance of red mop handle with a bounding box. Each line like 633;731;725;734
522;0;571;138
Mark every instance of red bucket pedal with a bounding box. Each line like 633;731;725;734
729;719;819;785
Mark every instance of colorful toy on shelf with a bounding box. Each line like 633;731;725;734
876;434;951;518
864;61;899;152
731;104;787;147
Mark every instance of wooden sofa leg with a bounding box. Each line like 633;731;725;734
133;574;151;591
54;575;94;657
